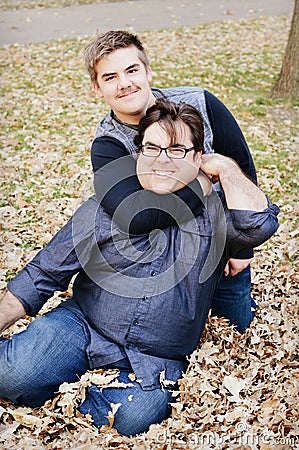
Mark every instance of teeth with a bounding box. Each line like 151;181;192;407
154;171;173;176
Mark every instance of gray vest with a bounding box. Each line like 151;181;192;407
95;86;213;159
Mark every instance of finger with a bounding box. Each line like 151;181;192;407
230;268;238;276
224;262;230;276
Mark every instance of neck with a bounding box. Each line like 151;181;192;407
114;92;156;125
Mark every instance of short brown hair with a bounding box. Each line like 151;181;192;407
84;30;150;86
135;99;204;153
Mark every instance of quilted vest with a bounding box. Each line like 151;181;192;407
95;86;213;159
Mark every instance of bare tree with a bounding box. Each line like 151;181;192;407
271;0;299;99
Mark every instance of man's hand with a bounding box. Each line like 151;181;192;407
0;290;26;335
224;258;253;276
200;153;234;179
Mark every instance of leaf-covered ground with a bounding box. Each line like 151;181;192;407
0;14;298;450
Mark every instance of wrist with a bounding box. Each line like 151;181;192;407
218;159;239;181
0;290;26;333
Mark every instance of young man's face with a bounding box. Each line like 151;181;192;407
93;46;155;125
137;121;202;194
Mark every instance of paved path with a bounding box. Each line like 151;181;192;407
0;0;294;47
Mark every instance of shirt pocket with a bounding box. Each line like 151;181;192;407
100;233;155;270
175;220;214;267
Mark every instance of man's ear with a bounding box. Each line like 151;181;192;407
93;83;104;98
147;65;153;83
194;151;202;167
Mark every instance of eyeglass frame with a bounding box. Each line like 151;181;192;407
140;143;195;159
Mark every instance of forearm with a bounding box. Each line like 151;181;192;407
0;289;26;334
201;154;267;211
219;161;267;211
111;181;205;233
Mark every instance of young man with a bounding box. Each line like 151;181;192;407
0;100;279;436
85;30;258;333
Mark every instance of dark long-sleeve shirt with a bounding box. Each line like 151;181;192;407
8;191;279;390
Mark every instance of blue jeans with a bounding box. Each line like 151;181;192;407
0;268;253;435
79;359;172;436
211;265;256;333
0;307;172;436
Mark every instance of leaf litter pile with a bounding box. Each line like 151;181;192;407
0;14;298;450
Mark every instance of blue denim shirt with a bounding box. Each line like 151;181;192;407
8;191;279;390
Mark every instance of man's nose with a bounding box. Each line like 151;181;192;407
118;73;132;89
156;149;171;162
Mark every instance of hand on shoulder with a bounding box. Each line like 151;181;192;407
200;153;237;179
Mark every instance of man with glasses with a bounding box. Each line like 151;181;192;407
0;99;279;436
85;30;259;334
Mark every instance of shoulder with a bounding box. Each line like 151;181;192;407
95;111;139;156
91;136;128;172
73;195;115;240
157;86;204;96
92;135;127;151
95;111;117;138
156;86;210;117
155;86;205;102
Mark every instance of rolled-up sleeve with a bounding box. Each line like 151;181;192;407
226;197;280;257
8;246;81;317
8;196;100;316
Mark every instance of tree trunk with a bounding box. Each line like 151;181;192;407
271;0;299;99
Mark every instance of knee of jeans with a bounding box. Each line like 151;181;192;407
0;340;39;402
113;389;172;436
80;384;172;436
0;360;27;402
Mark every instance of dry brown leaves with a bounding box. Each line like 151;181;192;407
0;15;298;450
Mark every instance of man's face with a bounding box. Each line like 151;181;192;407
137;122;202;194
94;46;155;125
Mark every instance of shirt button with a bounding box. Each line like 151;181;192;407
143;296;147;300
133;319;139;326
151;271;156;277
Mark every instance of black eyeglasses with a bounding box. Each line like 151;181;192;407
141;143;194;159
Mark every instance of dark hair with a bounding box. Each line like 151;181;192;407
85;30;149;86
135;99;204;153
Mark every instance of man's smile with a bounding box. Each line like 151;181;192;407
117;88;139;99
152;169;175;177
